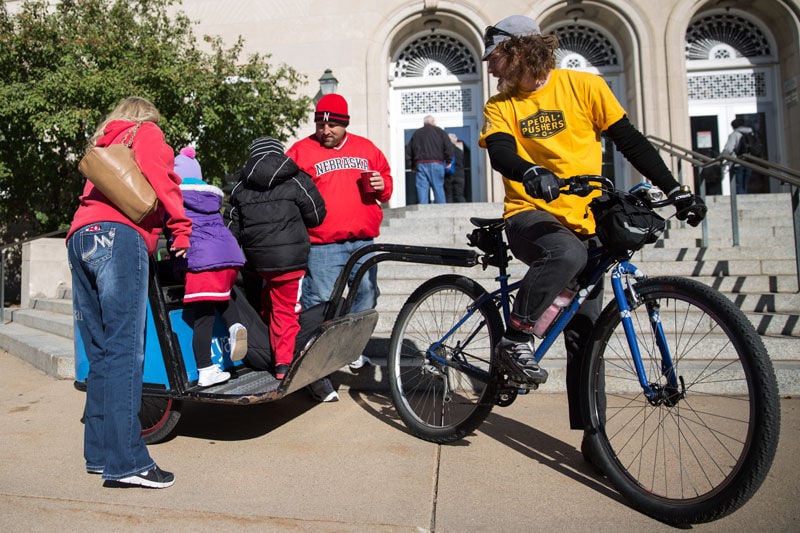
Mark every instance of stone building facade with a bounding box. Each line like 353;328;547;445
29;0;800;205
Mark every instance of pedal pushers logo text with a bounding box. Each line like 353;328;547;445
519;110;566;139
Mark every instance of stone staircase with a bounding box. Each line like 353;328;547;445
2;193;799;393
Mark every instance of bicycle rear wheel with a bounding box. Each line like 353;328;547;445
388;275;503;443
582;276;780;524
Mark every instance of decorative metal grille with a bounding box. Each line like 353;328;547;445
553;23;619;68
687;71;767;100
686;13;771;60
394;34;477;78
400;88;473;115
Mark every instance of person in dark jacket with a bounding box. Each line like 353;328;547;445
405;115;454;204
444;133;467;203
173;147;247;387
227;137;327;379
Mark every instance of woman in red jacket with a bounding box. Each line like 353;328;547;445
66;96;191;489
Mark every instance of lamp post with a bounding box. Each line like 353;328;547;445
314;69;338;103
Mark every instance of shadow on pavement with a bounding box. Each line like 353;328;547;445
350;389;628;507
478;410;628;504
170;391;317;441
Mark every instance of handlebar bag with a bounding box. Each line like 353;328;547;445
589;192;665;256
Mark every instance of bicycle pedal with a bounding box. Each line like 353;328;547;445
499;372;538;390
522;366;549;385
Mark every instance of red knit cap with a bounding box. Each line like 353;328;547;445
314;94;350;126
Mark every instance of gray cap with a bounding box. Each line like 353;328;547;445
482;15;542;60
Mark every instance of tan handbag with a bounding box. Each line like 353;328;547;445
78;123;158;224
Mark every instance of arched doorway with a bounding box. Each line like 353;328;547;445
686;10;779;194
389;30;483;206
548;21;629;188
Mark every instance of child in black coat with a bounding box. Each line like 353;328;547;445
226;137;326;379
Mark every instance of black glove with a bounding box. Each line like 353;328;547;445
670;186;707;227
522;165;561;202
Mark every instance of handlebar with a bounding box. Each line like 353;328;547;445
559;175;677;209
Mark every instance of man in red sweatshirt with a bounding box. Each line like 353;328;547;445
287;94;393;400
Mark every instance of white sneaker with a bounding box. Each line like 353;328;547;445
349;354;371;370
197;365;230;387
228;323;248;362
307;377;339;402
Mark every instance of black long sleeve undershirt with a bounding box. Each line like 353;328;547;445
485;115;681;194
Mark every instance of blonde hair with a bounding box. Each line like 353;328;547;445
89;96;160;147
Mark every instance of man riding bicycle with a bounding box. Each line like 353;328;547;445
478;15;706;461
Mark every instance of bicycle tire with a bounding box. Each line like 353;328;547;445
140;396;182;444
582;276;780;524
388;274;503;443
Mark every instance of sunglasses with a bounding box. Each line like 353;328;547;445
483;25;515;49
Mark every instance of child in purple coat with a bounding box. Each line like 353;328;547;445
174;147;247;387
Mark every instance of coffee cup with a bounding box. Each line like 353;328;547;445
358;171;376;195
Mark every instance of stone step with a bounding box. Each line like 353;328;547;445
7;307;74;339
30;296;73;315
638;245;797;262
26;286;800;333
372;255;799;280
378;222;797;256
5;194;800;388
352;348;800;395
368;305;800;337
0;321;75;379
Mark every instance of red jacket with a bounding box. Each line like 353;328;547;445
67;120;191;254
287;132;393;244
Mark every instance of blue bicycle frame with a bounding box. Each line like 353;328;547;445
423;253;679;402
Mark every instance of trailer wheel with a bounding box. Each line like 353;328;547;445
139;396;182;444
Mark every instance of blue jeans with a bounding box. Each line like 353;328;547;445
301;239;378;313
415;162;446;204
68;222;155;480
733;164;752;194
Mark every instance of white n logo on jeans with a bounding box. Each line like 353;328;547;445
92;234;114;250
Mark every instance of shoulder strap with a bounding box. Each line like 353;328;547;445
122;122;142;148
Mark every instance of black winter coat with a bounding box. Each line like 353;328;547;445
226;153;326;272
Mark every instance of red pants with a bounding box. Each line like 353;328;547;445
259;269;304;366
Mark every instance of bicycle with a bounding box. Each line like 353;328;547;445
386;175;780;525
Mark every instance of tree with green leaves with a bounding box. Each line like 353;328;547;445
0;0;312;241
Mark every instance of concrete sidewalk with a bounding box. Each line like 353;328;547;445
1;350;798;532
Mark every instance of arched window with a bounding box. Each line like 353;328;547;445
685;13;773;100
393;33;477;79
552;23;619;70
685;13;771;60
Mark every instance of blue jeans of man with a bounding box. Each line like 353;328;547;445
301;239;378;314
415;162;446;204
68;222;155;480
733;164;752;194
505;210;603;429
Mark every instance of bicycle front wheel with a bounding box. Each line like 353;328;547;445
388;274;503;443
583;276;780;525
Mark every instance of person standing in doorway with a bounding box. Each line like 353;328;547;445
444;133;467;203
722;118;754;194
286;94;393;401
405;115;454;204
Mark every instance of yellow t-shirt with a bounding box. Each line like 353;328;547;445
479;69;626;235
